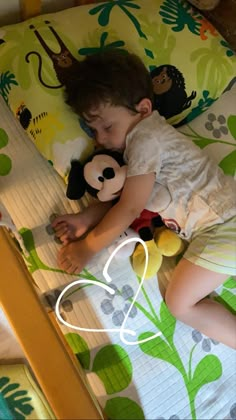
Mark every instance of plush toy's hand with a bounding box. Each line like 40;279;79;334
154;227;185;256
131;239;163;279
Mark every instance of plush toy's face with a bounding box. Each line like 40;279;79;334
84;154;127;201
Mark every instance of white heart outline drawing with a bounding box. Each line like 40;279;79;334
55;237;162;345
55;278;135;336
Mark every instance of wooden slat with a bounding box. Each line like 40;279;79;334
0;227;103;420
20;0;41;20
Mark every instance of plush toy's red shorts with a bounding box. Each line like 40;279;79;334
130;209;159;233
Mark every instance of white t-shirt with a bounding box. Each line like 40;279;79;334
124;111;236;241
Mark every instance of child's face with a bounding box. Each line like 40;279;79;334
84;103;143;151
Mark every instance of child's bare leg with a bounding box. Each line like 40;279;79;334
165;258;236;349
52;201;112;244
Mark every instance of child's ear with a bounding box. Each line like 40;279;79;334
135;98;152;117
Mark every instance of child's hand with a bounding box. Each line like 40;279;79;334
58;239;94;274
51;213;89;245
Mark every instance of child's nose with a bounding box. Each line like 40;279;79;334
94;141;101;150
96;132;106;146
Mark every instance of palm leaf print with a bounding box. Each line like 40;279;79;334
159;0;201;34
89;0;147;39
0;376;33;419
0;71;18;103
79;31;125;56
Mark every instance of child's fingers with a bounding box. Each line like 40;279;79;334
51;215;66;228
50;213;60;225
54;229;69;245
53;222;68;237
58;235;69;245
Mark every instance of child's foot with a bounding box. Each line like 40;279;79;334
51;212;89;245
58;238;94;274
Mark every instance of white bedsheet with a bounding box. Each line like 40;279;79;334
0;95;235;420
0;307;25;361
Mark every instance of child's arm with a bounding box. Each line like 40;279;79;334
86;172;155;252
58;172;155;273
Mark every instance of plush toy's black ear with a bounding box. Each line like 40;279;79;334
66;160;86;200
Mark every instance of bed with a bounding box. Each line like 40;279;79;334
0;0;236;419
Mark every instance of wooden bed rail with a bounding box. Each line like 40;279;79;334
19;0;83;20
20;0;41;20
0;227;103;420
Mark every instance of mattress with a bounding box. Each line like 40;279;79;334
0;308;25;361
0;93;236;420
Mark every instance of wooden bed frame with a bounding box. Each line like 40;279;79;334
20;0;41;20
0;1;103;418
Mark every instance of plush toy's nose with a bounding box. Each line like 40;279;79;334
103;167;115;179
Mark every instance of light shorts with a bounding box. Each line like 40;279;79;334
184;215;236;276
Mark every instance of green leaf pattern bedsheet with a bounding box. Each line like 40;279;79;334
0;87;235;419
0;0;236;178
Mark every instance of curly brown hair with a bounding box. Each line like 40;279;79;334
64;49;153;118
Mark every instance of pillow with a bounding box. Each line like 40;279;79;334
0;0;235;178
177;82;236;178
0;364;55;419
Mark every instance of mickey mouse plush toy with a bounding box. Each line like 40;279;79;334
66;149;127;203
66;149;184;279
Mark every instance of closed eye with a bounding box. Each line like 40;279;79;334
104;125;112;131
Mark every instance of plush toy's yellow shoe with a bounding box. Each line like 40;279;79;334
154;227;185;257
131;239;163;279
